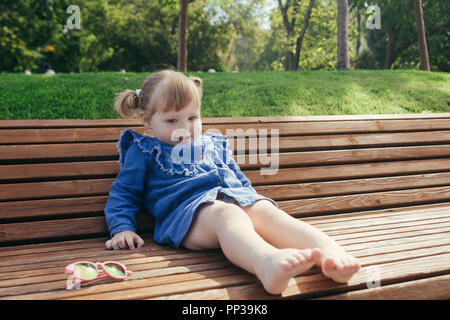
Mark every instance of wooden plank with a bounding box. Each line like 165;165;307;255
313;274;450;300
256;172;450;201
0;217;109;243
0;196;109;220
1;113;449;129
1;159;449;201
2;131;450;161
0;180;112;202
246;159;450;185
2;118;450;144
0;162;118;181
303;202;450;225
2;144;450;181
0;186;449;238
279;186;450;218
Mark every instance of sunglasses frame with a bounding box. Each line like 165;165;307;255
64;260;132;291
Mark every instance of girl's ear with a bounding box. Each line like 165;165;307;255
139;111;152;129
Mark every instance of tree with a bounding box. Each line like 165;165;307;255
337;0;350;70
178;0;189;72
413;0;430;71
277;0;316;71
349;0;448;71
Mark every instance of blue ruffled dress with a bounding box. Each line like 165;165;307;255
104;129;278;248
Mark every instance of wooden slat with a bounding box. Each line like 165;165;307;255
0;180;112;202
0;162;117;181
1;113;449;129
0;196;108;220
2;131;450;161
256;172;450;201
1;159;449;201
1;182;449;226
0;217;109;243
2;118;450;144
313;274;450;300
0;185;449;234
280;186;450;218
246;159;450;185
2;144;450;182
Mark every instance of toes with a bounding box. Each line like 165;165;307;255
280;258;294;271
302;249;312;261
322;257;337;271
294;252;307;264
335;258;344;271
311;248;322;261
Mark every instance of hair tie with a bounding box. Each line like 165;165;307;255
135;89;141;98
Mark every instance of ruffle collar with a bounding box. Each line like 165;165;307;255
117;128;226;176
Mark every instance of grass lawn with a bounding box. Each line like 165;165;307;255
0;70;448;120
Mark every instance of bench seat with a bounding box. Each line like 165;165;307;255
0;113;449;300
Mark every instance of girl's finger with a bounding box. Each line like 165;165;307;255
135;235;145;248
125;234;135;250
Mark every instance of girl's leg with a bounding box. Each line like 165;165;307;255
242;200;360;283
182;200;322;294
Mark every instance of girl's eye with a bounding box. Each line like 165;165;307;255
189;117;197;120
167;119;176;123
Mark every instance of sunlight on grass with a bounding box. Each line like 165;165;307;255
0;70;448;119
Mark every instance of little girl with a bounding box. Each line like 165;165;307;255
104;69;360;294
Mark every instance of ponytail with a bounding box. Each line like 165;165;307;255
114;89;140;119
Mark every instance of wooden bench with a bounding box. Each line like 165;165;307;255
0;113;449;300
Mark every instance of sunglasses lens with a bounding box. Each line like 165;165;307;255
104;263;127;278
73;263;98;280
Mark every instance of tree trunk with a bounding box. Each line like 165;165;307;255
337;0;350;70
177;0;188;72
294;0;315;70
285;51;295;71
384;28;398;69
413;0;430;71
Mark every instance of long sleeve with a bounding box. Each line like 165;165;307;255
104;141;149;237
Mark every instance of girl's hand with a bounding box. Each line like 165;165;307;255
105;231;145;250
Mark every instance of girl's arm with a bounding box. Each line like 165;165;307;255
104;141;149;237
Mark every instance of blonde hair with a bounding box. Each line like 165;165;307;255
114;68;203;120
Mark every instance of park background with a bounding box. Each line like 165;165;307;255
0;0;448;119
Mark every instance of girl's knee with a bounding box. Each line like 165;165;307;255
209;200;250;223
244;200;285;228
182;200;249;250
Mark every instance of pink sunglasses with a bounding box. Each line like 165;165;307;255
64;260;132;291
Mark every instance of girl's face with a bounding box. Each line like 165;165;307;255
140;100;202;146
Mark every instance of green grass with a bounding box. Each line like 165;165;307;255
0;70;448;120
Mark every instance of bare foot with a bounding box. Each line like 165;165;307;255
320;250;360;283
257;248;322;295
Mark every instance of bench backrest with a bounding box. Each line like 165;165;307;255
1;114;450;246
